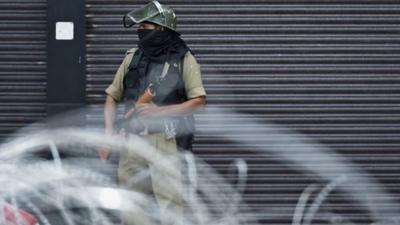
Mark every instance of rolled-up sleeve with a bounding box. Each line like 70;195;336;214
182;53;206;99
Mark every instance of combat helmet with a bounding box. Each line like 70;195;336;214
123;0;177;31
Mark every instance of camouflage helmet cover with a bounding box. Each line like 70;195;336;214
123;0;177;31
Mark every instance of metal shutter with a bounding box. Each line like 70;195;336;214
0;0;47;141
86;1;400;224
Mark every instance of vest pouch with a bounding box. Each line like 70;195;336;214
176;134;193;152
175;115;195;151
153;69;181;105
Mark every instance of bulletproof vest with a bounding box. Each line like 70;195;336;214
122;49;187;105
122;49;195;151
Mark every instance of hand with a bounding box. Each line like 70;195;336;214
98;129;114;161
98;129;125;161
136;103;160;118
98;147;110;162
124;107;136;119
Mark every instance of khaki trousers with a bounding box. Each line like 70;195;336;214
118;133;182;225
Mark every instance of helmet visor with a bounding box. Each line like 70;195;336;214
123;2;161;28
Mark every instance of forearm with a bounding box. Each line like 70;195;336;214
156;96;206;117
99;96;118;161
104;95;118;134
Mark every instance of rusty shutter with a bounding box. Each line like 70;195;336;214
86;1;400;224
0;0;47;141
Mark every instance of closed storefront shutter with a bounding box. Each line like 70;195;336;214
0;0;47;141
86;1;400;224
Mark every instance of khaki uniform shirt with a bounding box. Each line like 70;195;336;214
106;48;206;102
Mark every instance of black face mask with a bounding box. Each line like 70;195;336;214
137;29;172;48
137;28;189;63
137;29;152;40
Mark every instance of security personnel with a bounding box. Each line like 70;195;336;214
99;1;206;225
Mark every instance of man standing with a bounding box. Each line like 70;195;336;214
100;1;206;224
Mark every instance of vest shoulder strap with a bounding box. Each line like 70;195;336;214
127;49;143;71
123;49;143;92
